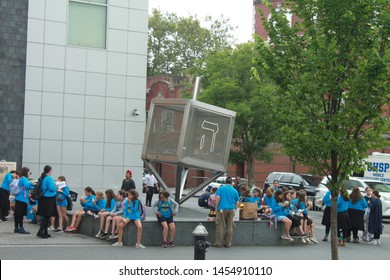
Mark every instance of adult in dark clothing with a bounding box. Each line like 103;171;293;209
121;170;136;192
36;165;58;239
368;190;383;245
233;177;242;195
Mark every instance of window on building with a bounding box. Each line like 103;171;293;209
68;0;107;49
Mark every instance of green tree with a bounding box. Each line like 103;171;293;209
148;9;236;77
255;0;390;259
199;43;277;186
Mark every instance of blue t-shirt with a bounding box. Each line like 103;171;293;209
56;186;70;207
337;195;349;213
348;198;368;211
123;199;141;221
216;184;239;211
1;172;13;191
15;176;34;204
42;176;57;197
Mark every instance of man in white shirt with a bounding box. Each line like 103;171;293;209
144;171;159;206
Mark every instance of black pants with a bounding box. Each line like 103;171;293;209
347;228;359;239
38;216;50;236
14;215;23;229
0;208;8;219
145;187;154;206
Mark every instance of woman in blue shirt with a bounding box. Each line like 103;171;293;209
14;167;34;234
0;170;18;221
112;190;145;248
36;165;58;238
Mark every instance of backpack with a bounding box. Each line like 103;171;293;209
208;194;216;209
10;179;21;196
66;195;73;211
31;175;46;201
198;193;211;208
138;199;146;220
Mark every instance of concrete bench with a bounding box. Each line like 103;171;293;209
70;214;302;246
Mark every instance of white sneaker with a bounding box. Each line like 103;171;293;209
108;234;118;240
305;237;314;244
112;242;123;247
281;235;289;240
369;239;379;245
95;230;102;238
135;243;146;249
309;237;318;244
48;226;55;231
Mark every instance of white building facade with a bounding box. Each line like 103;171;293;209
22;0;148;193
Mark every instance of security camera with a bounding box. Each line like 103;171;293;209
133;109;140;116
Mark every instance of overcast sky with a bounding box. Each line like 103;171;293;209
148;0;254;43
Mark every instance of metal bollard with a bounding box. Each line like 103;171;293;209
192;223;210;260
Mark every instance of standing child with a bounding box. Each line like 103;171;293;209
207;187;218;221
0;170;19;221
362;186;374;241
368;190;383;245
320;189;332;241
152;190;179;248
347;186;367;243
55;176;70;232
112;190;145;248
14;167;34;234
337;188;351;246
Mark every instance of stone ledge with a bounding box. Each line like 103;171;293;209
70;215;301;246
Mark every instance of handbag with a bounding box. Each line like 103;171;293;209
154;186;159;194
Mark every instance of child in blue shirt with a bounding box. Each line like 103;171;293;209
99;190;127;240
152;190;179;248
65;186;95;232
54;176;70;232
95;189;116;238
14;167;34;234
337;188;351;246
112;190;146;248
271;190;293;241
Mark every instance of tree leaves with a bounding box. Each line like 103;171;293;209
148;9;236;77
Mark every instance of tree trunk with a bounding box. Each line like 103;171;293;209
247;157;254;187
330;150;339;260
331;195;339;260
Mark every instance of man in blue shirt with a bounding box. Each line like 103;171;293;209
214;177;239;248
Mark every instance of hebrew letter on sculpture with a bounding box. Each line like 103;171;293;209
200;120;219;153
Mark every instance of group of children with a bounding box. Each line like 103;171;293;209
64;186;179;248
204;180;318;244
320;185;383;246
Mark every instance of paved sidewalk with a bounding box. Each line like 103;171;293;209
1;195;389;260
